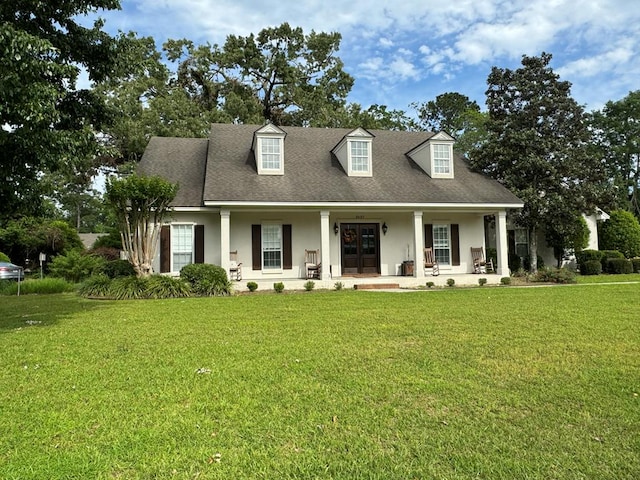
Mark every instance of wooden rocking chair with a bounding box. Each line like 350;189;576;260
424;247;440;276
229;250;242;280
304;249;321;279
471;247;493;274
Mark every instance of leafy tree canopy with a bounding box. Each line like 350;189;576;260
469;52;606;272
598;210;640;258
590;90;640;217
0;0;123;220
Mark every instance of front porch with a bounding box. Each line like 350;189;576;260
231;272;505;292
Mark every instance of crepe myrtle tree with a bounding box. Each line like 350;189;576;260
105;175;177;277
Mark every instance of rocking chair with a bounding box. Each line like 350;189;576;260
424;247;440;276
471;247;494;274
304;249;321;279
229;250;242;280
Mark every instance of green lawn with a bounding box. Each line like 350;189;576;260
1;285;638;479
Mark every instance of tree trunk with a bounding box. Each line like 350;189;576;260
529;225;538;273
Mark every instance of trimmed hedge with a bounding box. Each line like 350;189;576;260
580;260;603;276
632;258;640;273
180;263;232;296
604;258;633;275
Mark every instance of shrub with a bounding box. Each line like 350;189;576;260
180;263;232;296
632;258;640;273
500;277;511;285
247;281;258;292
0;252;10;262
580;260;602;276
604;258;633;275
426;281;435;288
446;278;455;287
334;281;344;291
110;276;151;300
575;249;604;272
600;250;624;273
102;259;136;278
90;246;121;261
48;250;106;283
273;282;285;293
598;210;640;258
79;275;113;298
304;280;315;291
533;267;577;284
146;275;191;299
478;278;487;286
508;253;522;272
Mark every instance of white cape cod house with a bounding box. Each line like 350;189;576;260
138;123;523;286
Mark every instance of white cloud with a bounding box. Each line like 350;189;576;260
379;37;394;48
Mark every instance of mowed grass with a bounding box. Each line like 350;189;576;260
1;285;638;479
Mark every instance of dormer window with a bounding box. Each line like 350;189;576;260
432;143;451;175
350;140;370;173
253;124;286;175
332;127;374;177
407;131;455;179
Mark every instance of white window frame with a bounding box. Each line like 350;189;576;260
172;224;194;273
515;228;528;259
432;224;451;266
349;139;371;175
262;223;283;271
256;136;284;175
432;143;452;175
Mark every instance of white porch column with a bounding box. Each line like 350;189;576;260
220;209;230;274
320;210;331;280
495;210;509;276
413;211;424;278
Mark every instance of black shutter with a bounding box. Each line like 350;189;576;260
252;224;261;270
424;224;433;248
194;225;204;264
283;224;292;270
160;226;171;273
451;224;460;266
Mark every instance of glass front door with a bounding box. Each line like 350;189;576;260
340;223;380;275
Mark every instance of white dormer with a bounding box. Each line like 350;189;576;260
332;127;374;177
407;131;455;179
252;123;286;175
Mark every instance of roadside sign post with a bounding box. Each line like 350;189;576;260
39;252;46;280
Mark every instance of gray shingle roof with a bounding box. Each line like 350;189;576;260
138;124;523;207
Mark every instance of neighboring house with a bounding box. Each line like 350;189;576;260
137;123;523;282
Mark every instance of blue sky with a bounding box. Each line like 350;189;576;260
87;0;640;115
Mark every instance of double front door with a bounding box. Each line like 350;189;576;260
340;223;380;275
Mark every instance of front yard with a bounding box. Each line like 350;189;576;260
1;284;638;479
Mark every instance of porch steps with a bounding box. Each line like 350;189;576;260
354;283;400;290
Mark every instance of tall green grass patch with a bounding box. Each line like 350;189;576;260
0;278;75;295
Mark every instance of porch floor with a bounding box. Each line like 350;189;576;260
232;272;504;292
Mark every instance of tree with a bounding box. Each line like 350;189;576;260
165;23;354;126
469;53;604;273
105;175;177;277
590;91;640;217
0;217;84;267
411;93;486;158
598;210;640;258
0;1;122;220
95;33;226;168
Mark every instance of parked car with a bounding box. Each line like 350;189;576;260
0;262;24;281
